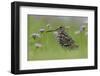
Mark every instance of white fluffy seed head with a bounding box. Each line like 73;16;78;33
39;28;45;33
80;25;86;32
32;33;40;38
35;43;42;48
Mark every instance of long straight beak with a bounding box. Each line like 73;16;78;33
46;29;57;32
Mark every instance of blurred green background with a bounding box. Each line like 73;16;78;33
28;15;88;61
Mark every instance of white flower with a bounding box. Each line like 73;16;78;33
39;28;45;33
75;31;80;35
35;43;42;48
80;25;86;32
46;24;52;29
32;33;40;39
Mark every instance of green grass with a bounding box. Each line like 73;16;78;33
28;15;88;61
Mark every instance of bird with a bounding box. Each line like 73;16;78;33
46;26;78;49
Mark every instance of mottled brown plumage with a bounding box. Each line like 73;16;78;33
47;26;78;48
